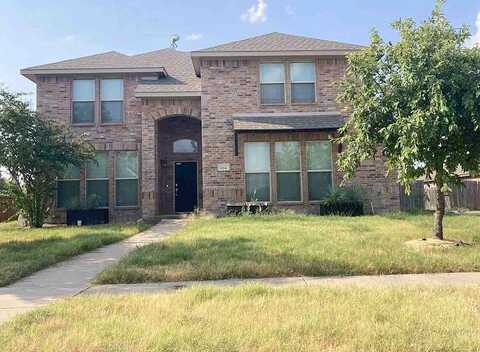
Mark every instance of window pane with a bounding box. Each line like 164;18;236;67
291;63;315;82
101;79;123;101
62;164;80;180
173;139;198;153
261;84;284;104
116;179;138;206
73;80;95;101
87;152;108;179
57;180;80;208
86;180;109;208
292;83;315;103
260;63;285;83
245;142;270;173
246;173;270;202
101;101;123;123
308;172;332;201
117;151;138;178
275;142;300;171
72;102;94;123
277;173;301;201
307;141;332;170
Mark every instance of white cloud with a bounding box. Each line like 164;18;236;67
186;33;203;41
241;0;267;24
64;35;75;42
285;4;295;17
466;12;480;48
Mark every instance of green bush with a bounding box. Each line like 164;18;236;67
319;185;365;216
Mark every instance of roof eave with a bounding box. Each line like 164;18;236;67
190;49;360;75
20;66;168;77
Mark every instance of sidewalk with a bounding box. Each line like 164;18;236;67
83;272;480;296
0;219;184;324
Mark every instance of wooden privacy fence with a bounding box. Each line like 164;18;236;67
400;179;480;211
425;179;480;210
399;181;425;212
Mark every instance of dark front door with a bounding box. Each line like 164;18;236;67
175;162;198;213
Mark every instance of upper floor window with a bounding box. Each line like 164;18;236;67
290;62;316;103
260;63;285;105
101;79;124;123
173;139;198;153
72;80;95;124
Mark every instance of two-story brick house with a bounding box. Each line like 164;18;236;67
20;32;400;223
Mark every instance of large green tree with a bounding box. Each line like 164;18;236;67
0;89;94;227
337;0;480;240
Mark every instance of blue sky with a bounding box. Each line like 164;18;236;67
1;0;479;104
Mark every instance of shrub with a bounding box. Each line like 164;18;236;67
319;185;365;216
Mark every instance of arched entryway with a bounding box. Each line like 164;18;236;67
157;115;202;214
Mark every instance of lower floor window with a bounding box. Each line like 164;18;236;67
307;141;333;201
243;140;333;203
275;142;301;202
57;165;81;209
308;172;332;200
86;152;109;208
116;151;139;206
246;173;270;202
244;142;271;202
57;181;80;208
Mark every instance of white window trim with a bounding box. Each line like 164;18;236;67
290;62;317;104
85;152;109;209
115;151;139;207
275;142;303;203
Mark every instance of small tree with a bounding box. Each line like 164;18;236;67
0;89;94;227
337;0;480;240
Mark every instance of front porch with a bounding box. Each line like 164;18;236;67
140;97;202;218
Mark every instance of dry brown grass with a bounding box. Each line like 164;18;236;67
2;285;480;351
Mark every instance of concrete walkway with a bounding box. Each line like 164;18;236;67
83;272;480;296
0;219;184;324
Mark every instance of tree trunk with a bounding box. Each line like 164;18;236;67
433;185;445;240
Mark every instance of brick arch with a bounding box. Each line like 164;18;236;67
143;99;201;121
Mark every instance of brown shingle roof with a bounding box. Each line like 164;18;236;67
232;112;345;131
191;32;362;75
21;49;201;96
132;49;201;96
199;32;363;53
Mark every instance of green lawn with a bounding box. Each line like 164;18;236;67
97;213;480;284
2;285;480;351
0;221;149;286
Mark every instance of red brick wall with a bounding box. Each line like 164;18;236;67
200;57;400;213
35;55;400;221
36;75;143;222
